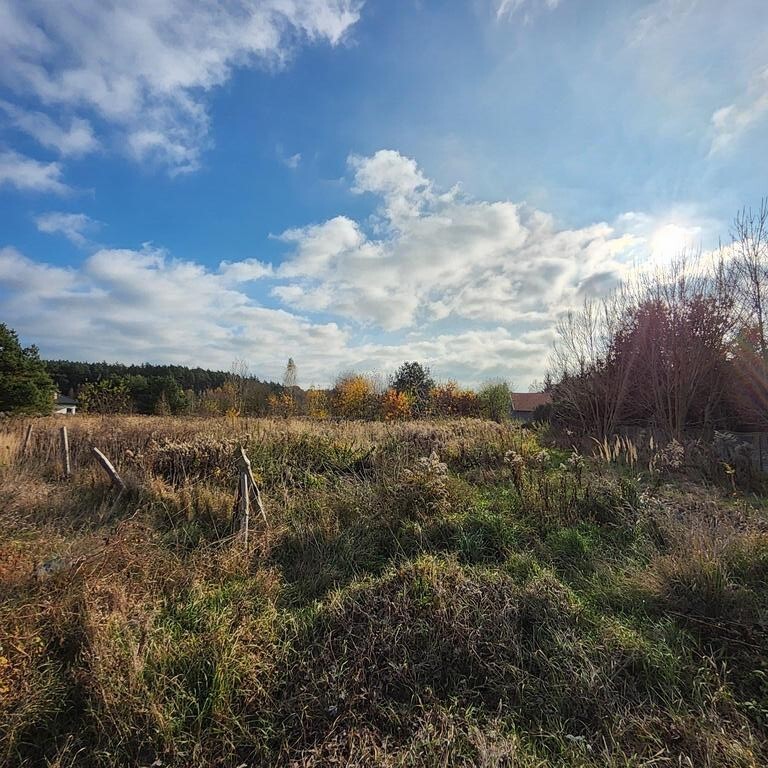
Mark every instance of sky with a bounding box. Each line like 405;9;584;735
1;0;767;388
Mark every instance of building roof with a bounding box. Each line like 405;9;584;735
55;394;78;406
511;392;551;412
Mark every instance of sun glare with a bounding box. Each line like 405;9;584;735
650;223;698;261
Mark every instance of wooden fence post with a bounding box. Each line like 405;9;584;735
239;471;250;549
60;426;71;478
91;447;127;492
22;423;33;457
234;446;268;549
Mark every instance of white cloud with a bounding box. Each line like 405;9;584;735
277;216;366;277
0;243;560;386
0;0;362;172
496;0;560;21
0;100;98;156
273;150;643;331
284;153;302;169
0;246;78;297
0;149;69;193
218;258;273;284
35;211;99;246
629;0;699;45
0;245;348;381
710;67;768;154
350;149;434;223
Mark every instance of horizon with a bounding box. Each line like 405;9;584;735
2;0;768;387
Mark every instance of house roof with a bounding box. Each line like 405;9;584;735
55;394;77;406
511;392;551;412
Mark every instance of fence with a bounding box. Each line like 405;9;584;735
6;419;267;554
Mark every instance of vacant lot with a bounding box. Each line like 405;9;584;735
1;416;767;767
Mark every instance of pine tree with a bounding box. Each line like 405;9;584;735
0;324;55;415
391;361;434;417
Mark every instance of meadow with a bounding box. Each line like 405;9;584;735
1;416;767;767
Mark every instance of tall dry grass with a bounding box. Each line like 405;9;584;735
0;415;766;767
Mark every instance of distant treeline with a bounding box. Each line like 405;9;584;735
45;360;286;416
46;361;233;395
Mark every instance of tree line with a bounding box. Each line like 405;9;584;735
272;364;519;421
46;359;286;416
1;335;527;422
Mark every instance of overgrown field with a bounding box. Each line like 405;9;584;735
1;416;767;767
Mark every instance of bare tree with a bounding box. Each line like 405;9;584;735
549;290;637;438
731;199;768;361
632;255;734;437
549;253;736;439
283;358;297;389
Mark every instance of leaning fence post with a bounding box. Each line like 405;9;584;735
91;447;126;492
234;446;267;549
60;426;71;478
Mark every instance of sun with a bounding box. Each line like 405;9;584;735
650;223;698;261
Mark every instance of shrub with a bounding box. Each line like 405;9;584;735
391;361;434;417
430;381;481;418
333;374;378;419
306;388;329;419
479;381;512;422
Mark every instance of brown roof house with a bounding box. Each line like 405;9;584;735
511;392;551;422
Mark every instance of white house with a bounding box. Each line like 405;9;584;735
53;394;78;415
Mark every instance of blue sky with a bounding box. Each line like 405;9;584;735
1;0;767;387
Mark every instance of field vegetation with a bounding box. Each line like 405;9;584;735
1;416;767;767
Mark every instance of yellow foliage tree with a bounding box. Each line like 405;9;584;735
267;391;296;418
333;374;376;419
306;388;330;419
380;388;412;420
430;381;481;418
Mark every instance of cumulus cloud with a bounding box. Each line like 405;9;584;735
0;0;362;173
218;258;273;284
0;149;69;193
273;150;643;331
0;245;348;381
35;211;100;246
0;243;555;386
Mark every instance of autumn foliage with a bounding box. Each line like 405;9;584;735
380;388;412;420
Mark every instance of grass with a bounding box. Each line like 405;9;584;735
1;415;767;766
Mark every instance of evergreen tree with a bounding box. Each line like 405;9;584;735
391;361;434;416
78;378;132;413
0;324;55;415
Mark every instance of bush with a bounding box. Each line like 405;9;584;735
479;380;512;422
